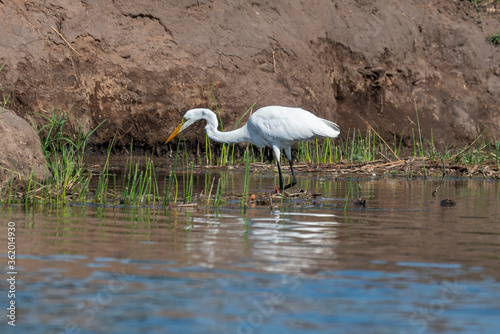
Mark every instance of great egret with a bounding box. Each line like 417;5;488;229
165;106;340;191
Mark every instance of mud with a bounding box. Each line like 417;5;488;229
198;157;500;179
1;0;499;154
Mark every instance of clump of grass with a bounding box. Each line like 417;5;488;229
36;109;104;203
213;177;223;207
93;139;114;204
182;161;194;204
36;108;104;160
494;139;500;171
0;170;16;205
344;175;352;214
0;108;104;205
469;0;485;30
164;138;181;205
161;136;199;205
0;61;10;114
120;149;161;206
47;144;92;203
414;100;426;177
296;127;395;165
241;147;250;210
487;33;500;45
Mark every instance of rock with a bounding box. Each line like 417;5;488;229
0;110;49;182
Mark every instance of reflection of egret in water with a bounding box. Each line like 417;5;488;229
248;211;339;274
181;210;339;274
184;213;240;270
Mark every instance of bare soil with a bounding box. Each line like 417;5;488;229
1;0;499;156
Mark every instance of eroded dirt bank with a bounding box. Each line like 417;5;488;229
1;0;499;154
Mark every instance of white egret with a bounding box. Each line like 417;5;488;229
165;106;340;191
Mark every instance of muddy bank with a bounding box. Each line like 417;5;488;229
1;0;499;153
188;157;500;179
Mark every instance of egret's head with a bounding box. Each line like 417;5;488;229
165;109;211;144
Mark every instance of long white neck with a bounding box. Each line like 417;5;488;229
203;110;252;144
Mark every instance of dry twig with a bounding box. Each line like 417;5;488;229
51;26;82;56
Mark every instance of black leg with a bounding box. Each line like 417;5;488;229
283;157;297;190
276;159;285;191
272;146;286;192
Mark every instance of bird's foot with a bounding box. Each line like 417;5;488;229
274;187;291;197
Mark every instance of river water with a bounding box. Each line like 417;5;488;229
1;172;499;333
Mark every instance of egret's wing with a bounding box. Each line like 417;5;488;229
247;107;339;148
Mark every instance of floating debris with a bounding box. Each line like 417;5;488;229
353;197;366;207
440;199;456;207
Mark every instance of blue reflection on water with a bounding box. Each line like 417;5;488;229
8;258;500;334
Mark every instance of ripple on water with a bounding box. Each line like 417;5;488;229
2;177;499;333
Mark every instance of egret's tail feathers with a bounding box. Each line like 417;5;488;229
322;119;340;137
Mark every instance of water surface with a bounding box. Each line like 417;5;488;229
1;173;500;333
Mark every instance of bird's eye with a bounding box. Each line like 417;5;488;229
182;117;187;123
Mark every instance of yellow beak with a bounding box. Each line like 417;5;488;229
165;121;184;144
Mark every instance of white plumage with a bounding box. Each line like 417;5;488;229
166;106;340;191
